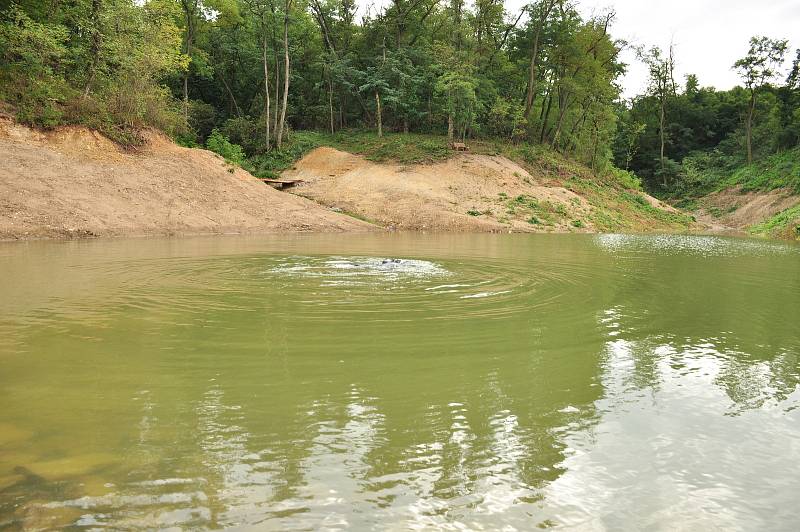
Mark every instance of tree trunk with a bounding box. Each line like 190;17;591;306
746;90;755;165
83;0;102;98
447;113;454;141
375;91;382;137
276;1;291;149
660;95;666;185
328;74;334;134
523;0;556;120
262;34;271;150
540;88;554;144
219;74;242;117
182;3;194;125
274;53;280;134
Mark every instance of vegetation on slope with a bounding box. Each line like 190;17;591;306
209;128;693;232
1;0;794;237
750;204;800;240
614;38;799;203
676;147;800;199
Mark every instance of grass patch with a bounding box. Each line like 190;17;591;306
721;148;800;194
243;131;324;178
504;194;569;226
314;130;450;164
750;204;800;240
221;128;694;233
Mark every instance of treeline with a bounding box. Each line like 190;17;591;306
615;39;800;195
0;0;623;169
1;0;797;194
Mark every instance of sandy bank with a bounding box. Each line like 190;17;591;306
0;119;375;240
284;147;680;233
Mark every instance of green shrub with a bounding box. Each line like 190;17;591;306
244;131;323;177
206;129;245;166
608;166;642;190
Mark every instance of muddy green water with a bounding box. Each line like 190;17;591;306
1;234;799;530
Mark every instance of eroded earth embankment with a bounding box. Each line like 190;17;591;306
284;146;686;233
0;119;374;240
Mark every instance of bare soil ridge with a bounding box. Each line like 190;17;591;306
0;119;374;240
693;186;800;232
284;147;680;233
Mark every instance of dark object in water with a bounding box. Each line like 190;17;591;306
382;259;403;265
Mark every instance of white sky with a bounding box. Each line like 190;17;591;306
571;0;800;98
358;0;800;99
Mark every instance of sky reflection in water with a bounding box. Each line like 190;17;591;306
0;233;798;530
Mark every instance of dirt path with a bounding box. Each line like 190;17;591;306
0;119;375;240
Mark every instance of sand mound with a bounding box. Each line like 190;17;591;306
0;119;375;240
285;147;594;232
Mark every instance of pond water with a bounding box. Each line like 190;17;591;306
0;233;799;530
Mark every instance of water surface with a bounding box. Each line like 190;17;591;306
1;233;799;530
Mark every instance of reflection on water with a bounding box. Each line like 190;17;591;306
0;233;798;530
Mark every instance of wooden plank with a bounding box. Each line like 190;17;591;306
258;178;304;189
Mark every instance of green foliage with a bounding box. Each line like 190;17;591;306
0;5;69;127
502;194;568;226
616;35;798;201
206;129;245;165
720;147;800;193
245;131;323;178
608;167;643;191
749;204;800;240
312;131;450;164
487;98;526;142
674;147;800;197
0;0;188;144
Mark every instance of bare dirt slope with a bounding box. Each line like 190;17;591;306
694;186;800;230
0;119;374;240
284;147;677;232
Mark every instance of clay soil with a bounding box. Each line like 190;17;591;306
284;147;595;232
694;186;800;231
0;119;374;240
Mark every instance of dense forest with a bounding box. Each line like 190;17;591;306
0;0;798;197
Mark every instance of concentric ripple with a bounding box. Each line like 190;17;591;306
1;233;798;530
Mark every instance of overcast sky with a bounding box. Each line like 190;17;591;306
571;0;800;98
358;0;800;99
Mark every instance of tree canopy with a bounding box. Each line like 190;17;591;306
1;0;797;194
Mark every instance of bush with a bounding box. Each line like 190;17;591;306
188;100;217;142
0;6;70;128
221;116;265;155
245;131;322;178
0;3;188;146
206;129;245;166
608;166;642;190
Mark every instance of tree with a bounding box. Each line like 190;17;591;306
275;0;293;148
243;0;275;150
523;0;558;121
639;44;676;186
734;36;788;164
